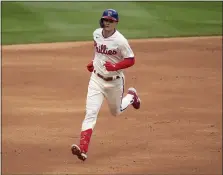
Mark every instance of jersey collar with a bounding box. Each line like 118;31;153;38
102;29;116;39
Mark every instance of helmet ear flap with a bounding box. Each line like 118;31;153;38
99;18;104;28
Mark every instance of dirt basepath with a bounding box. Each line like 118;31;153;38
2;36;222;174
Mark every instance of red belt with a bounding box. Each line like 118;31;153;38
93;70;120;81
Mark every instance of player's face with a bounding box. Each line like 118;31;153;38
103;19;117;31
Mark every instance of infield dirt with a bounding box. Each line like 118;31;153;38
2;36;222;174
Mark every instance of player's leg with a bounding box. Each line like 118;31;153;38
106;77;141;116
71;79;104;161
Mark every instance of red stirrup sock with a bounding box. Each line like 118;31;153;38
79;128;93;153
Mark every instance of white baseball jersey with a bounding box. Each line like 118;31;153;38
92;28;134;77
82;28;136;131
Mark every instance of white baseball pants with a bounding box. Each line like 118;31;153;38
81;73;134;131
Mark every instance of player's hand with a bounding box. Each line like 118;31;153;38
87;61;94;72
104;61;117;71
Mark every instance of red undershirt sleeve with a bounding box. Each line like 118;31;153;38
115;57;135;70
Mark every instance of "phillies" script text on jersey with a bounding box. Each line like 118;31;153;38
95;43;117;55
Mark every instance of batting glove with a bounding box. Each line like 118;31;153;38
87;61;94;72
104;61;117;71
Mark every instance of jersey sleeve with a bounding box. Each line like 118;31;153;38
119;39;134;59
93;30;96;40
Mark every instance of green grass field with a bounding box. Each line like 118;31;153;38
2;2;222;45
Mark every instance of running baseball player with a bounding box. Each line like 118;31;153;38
71;9;141;161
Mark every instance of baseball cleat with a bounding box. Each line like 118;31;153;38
128;87;141;109
71;144;87;161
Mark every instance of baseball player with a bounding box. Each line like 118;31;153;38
71;9;141;161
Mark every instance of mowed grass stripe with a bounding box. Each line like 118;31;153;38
2;2;222;45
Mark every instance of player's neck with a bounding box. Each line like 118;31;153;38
102;29;116;38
